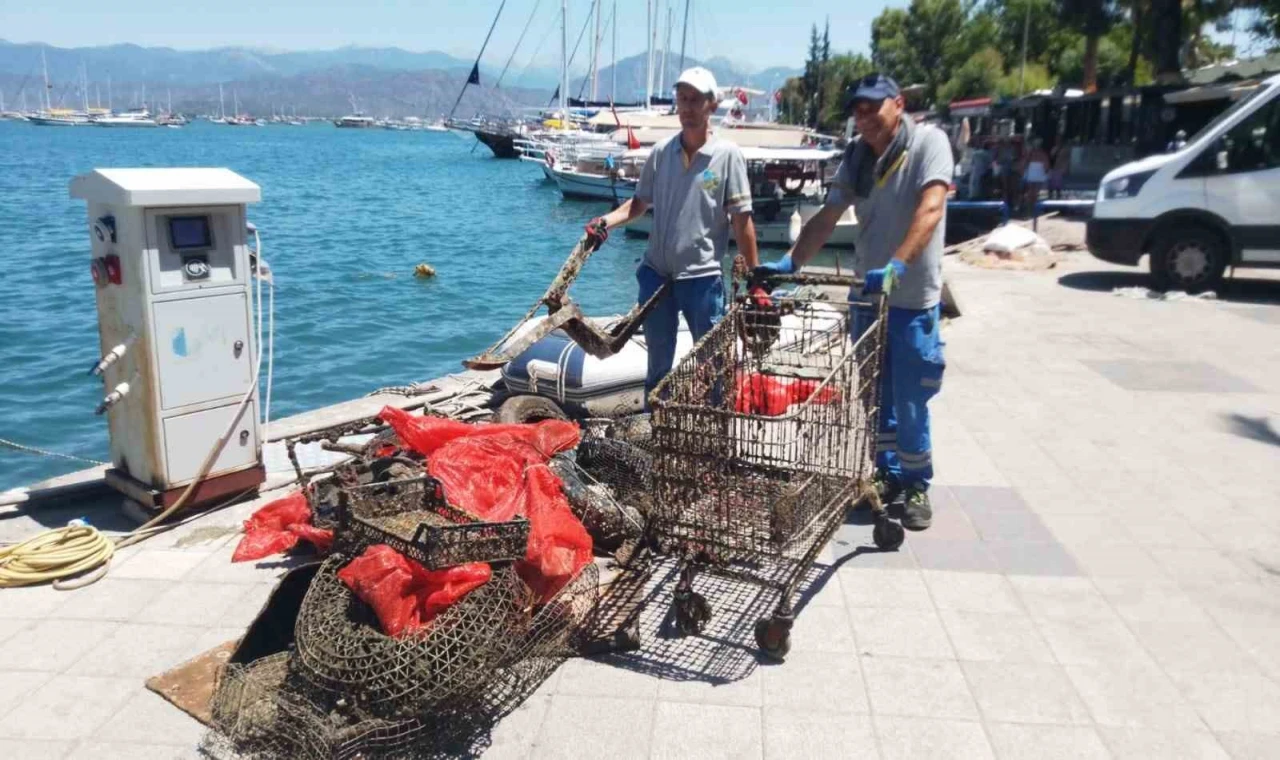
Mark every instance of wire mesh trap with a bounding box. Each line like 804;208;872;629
334;476;529;570
649;288;889;659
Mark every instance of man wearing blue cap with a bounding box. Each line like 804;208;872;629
756;73;952;530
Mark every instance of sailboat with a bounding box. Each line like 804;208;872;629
29;49;90;126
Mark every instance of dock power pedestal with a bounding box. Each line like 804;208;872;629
70;168;266;511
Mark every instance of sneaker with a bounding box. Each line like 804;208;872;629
902;487;933;531
872;471;903;507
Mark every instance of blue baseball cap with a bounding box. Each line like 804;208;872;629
844;73;900;111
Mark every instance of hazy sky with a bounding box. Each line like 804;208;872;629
0;0;902;72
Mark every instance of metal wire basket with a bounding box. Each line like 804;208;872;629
648;285;889;659
335;476;530;570
290;553;533;720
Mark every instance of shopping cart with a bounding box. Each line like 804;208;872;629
648;274;898;660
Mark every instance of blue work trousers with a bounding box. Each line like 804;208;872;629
852;302;946;490
637;265;724;406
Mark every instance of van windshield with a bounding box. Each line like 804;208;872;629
1186;83;1273;146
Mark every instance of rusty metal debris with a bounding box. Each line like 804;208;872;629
463;234;671;370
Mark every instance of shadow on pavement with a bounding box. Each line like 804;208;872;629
1222;413;1280;448
1057;270;1280;306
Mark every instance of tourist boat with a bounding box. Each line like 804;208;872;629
94;109;160;128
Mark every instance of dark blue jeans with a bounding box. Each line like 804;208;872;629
637;265;724;406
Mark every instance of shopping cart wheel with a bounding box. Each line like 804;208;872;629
754;615;793;662
873;516;905;551
673;590;711;635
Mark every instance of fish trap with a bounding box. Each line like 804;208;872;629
334;476;529;570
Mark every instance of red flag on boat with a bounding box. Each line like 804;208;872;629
736;88;748;105
626;126;640;150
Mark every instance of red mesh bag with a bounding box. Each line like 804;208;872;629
336;544;492;638
232;491;334;562
734;372;840;416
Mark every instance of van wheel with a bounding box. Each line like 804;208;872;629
496;395;568;424
1149;225;1227;293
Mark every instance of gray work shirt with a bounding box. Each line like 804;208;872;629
634;133;753;280
828;123;954;310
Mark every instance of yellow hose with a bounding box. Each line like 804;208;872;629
0;525;115;590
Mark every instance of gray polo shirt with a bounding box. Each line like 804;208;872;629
634;133;753;280
828;123;954;310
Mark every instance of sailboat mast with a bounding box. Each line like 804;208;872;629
108;76;113;111
645;0;655;107
447;0;510;121
679;0;691;73
81;63;88;112
219;83;225;120
659;2;672;93
559;0;569;128
591;0;601;101
611;0;617;103
41;48;51;112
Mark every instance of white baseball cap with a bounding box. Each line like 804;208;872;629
674;66;718;98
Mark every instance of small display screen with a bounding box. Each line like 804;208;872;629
168;216;212;250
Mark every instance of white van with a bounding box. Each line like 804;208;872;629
1087;73;1280;291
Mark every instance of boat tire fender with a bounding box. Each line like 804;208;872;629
496;395;569;424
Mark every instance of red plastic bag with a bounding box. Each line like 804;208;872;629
380;406;579;459
516;465;594;602
232;491;333;562
734;372;840;416
336;545;492;638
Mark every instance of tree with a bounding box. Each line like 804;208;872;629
938;48;1007;103
1058;0;1123;91
871;0;972;106
818;53;877;130
804;24;821;128
871;9;927;88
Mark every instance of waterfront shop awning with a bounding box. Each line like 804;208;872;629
949;98;993;118
1164;82;1262;104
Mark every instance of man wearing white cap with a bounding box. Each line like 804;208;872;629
585;66;759;403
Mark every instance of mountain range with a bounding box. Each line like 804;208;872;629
0;39;800;117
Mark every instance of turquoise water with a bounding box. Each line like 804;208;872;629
0;121;664;490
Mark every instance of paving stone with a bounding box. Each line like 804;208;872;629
1147;547;1259;584
909;540;1000;573
1097;727;1230;759
650;702;762;760
656;670;764;708
0;619;121;672
0;618;31;648
873;716;994;760
69;623;205;679
0;585;68;619
554;656;660;700
0;675;136;740
132;582;254;627
788;604;856;655
109;549;212;580
0;739;75;759
1010;575;1116;621
985;723;1111;760
850;607;954;660
1082;359;1260;393
0;671;53;721
839;568;932;610
66;741;195;759
92;690;205;746
962;661;1092;725
1092;577;1212;624
1213;731;1280;759
760;652;869;714
986;542;1082;576
48;578;172;622
923;571;1023;614
1167;668;1280;734
1065;543;1170;578
1037;615;1150;666
763;708;877;760
939;610;1056;664
1066;660;1206;730
860;657;979;721
796;566;845;608
947;486;1031;514
1128;619;1258;673
483;694;549;760
529;695;653;760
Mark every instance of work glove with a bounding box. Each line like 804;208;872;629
863;259;907;296
751;255;795;281
584;217;609;247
